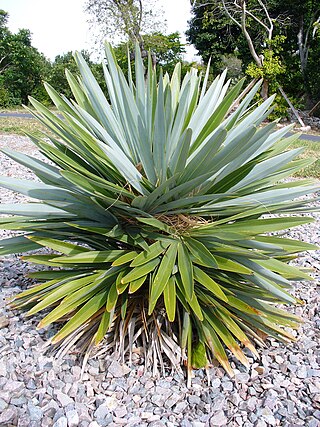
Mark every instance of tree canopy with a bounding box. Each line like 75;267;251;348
113;32;187;76
187;0;320;109
0;9;192;108
85;0;166;47
0;10;50;106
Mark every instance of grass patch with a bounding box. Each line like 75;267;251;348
0;106;58;113
0;106;27;113
289;139;320;179
0;116;48;138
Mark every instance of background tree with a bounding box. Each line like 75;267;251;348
48;51;106;99
187;0;320;113
0;10;50;107
0;7;184;108
267;0;320;107
85;0;166;65
113;32;189;76
186;1;243;71
0;10;9;74
188;0;286;99
0;10;107;108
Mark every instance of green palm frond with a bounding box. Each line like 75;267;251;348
1;43;318;381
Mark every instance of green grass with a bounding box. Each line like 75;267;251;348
0;106;58;113
290;139;320;179
0;116;49;138
1;116;319;179
0;106;26;113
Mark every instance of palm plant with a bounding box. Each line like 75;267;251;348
0;44;318;381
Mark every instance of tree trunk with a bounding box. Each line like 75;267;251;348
278;85;306;127
297;17;313;104
261;78;269;100
297;20;308;75
309;99;320;116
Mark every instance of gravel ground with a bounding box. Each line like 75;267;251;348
0;134;320;427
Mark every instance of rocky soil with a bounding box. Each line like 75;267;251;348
0;135;320;427
288;110;320;131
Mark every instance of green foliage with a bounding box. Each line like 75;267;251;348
246;50;287;119
0;10;50;107
47;51;106;99
113;32;189;77
246;35;286;84
0;10;186;109
245;35;288;119
218;54;244;83
305;30;320;104
246;52;285;82
144;32;186;74
187;1;320;114
0;10;106;108
0;44;318;380
0;11;48;107
186;1;243;69
47;52;79;99
85;0;166;47
0;77;13;107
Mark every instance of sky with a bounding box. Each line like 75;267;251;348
1;0;199;61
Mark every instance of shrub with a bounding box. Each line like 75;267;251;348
0;84;11;107
0;44;318;382
30;84;52;107
0;76;20;107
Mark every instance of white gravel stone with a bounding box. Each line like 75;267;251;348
6;380;24;394
0;316;9;329
211;378;221;389
209;411;228;426
235;373;250;383
65;409;79;427
0;359;7;376
53;417;68;427
27;402;43;421
94;403;110;420
0;397;8;411
107;360;131;378
104;395;118;410
55;390;74;407
164;392;182;408
0;407;17;424
222;381;233;391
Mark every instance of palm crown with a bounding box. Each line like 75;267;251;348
0;44;318;382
